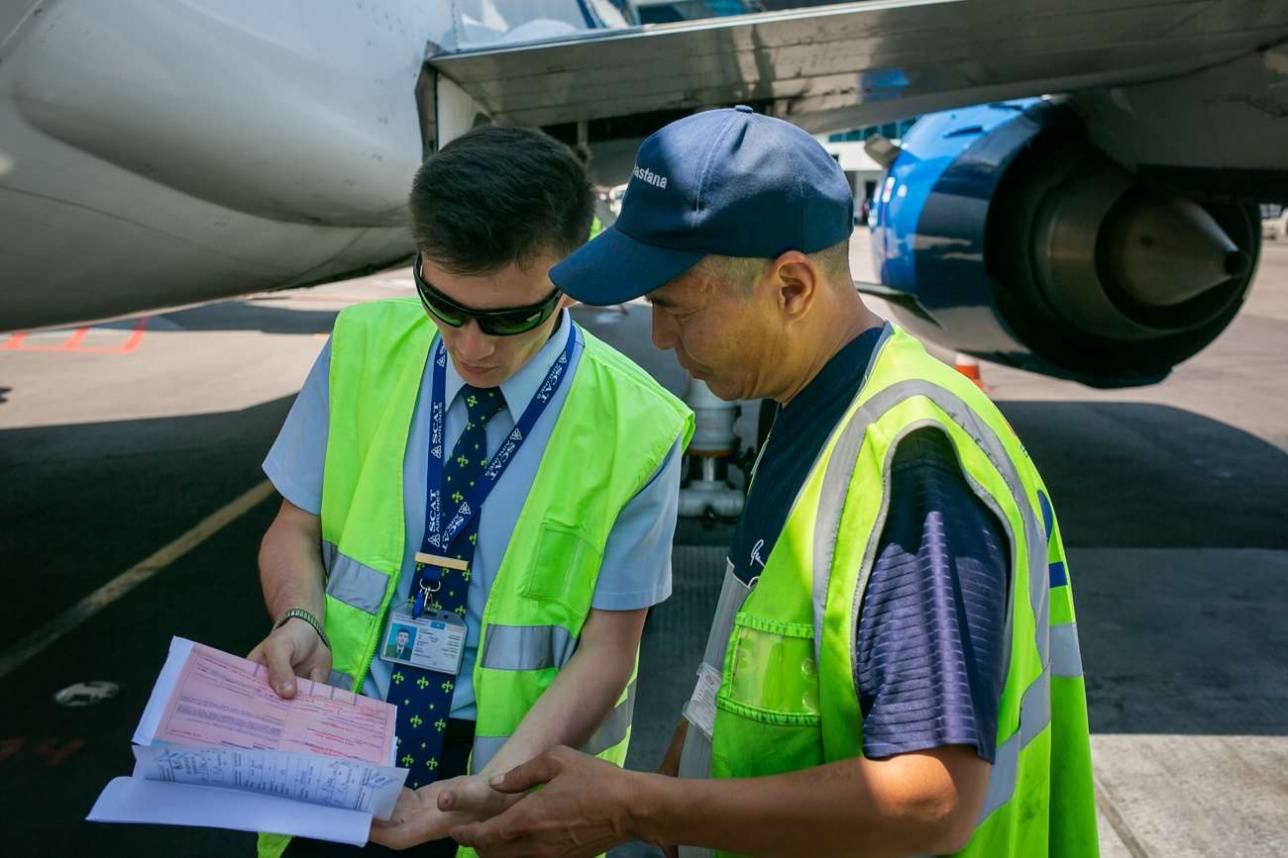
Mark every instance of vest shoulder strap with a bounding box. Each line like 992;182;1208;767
576;325;695;447
331;298;430;355
579;327;691;418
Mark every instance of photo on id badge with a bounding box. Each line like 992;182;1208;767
383;624;418;663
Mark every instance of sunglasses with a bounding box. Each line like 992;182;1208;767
412;253;562;336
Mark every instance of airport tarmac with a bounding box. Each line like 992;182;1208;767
1;230;1286;856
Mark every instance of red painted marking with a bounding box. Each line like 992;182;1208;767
117;316;149;353
32;737;86;768
0;737;23;763
60;327;90;350
0;317;149;354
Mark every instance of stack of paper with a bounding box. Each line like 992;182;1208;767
88;637;409;846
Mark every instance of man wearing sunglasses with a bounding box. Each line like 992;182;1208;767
251;126;693;857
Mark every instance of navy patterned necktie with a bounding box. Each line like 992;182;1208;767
391;384;504;787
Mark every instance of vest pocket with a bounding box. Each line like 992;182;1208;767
518;519;603;614
721;613;821;722
713;613;823;777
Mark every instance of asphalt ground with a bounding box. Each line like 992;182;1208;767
1;232;1286;856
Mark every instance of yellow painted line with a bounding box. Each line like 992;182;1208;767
0;480;276;680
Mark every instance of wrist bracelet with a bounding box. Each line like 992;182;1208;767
275;607;331;650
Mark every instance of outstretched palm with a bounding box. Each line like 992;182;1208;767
371;781;458;849
371;775;517;850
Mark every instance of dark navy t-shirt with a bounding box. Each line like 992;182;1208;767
728;327;1010;763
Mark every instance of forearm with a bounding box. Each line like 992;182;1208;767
258;501;326;621
631;748;987;858
479;611;640;777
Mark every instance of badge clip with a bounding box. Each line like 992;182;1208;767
414;552;469;572
413;577;440;619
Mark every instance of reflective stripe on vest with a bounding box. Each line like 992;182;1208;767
811;378;1048;666
303;300;693;858
806;376;1082;824
479;624;577;671
322;541;386;615
702;325;1096;858
470;678;638;774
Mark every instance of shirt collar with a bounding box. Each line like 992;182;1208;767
781;323;886;422
441;308;573;417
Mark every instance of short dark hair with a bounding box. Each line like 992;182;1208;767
409;127;593;275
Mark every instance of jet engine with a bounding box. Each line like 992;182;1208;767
868;99;1259;387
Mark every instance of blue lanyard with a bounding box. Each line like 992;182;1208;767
422;327;577;570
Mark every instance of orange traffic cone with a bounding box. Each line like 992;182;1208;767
954;353;986;390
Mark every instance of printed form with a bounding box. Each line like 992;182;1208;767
89;637;409;845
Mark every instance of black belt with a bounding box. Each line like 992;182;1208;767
445;717;476;744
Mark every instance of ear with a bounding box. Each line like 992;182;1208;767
556;294;578;310
770;251;819;321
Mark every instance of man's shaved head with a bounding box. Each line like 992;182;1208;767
692;240;852;292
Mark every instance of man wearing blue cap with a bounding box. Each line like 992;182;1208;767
432;107;1098;857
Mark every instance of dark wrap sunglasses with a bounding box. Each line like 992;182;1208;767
412;253;562;336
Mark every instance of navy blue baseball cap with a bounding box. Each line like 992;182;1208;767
551;105;854;305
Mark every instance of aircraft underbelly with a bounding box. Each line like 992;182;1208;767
0;94;413;331
0;179;413;331
0;0;447;331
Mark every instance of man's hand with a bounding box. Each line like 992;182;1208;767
371;774;518;850
370;779;463;850
247;616;331;699
450;746;639;858
437;773;521;820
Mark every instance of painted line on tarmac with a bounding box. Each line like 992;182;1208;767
1094;771;1153;858
1;316;150;353
0;480;276;680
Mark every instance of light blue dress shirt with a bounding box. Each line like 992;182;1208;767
263;309;682;719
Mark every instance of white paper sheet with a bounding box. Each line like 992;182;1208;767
88;777;372;846
133;744;405;818
89;636;409;843
133;636;194;747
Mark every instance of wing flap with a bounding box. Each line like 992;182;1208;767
429;0;1288;132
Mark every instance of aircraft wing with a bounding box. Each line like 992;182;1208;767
429;0;1288;134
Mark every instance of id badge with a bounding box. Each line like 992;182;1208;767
380;606;467;676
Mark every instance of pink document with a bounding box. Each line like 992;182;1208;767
153;642;394;765
89;638;407;842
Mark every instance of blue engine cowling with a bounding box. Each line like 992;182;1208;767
869;98;1258;388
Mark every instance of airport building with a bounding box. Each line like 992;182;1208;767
817;120;919;218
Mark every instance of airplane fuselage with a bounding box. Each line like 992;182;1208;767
0;0;617;330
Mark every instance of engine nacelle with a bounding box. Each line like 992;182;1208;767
870;99;1259;387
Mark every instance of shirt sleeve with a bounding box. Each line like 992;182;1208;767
261;339;332;516
854;427;1011;763
589;435;683;611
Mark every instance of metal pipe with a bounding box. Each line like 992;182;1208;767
679;378;745;519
